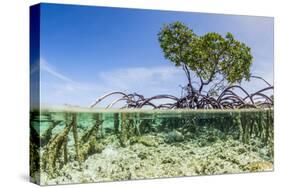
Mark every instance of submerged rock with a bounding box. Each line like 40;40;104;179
244;161;273;172
130;135;158;147
138;151;148;160
165;130;184;143
206;135;217;143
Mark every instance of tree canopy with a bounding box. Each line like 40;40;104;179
91;22;273;110
158;21;253;96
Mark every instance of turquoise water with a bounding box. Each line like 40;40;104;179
30;108;274;185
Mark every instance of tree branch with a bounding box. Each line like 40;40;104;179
250;75;272;87
182;64;194;94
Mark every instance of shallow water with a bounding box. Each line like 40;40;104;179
30;108;274;185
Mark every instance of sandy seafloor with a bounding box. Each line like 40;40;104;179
39;126;273;185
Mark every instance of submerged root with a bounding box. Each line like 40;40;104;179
72;114;83;167
80;114;104;161
81;114;103;143
41;120;62;147
81;139;105;161
42;114;75;177
30;125;40;179
119;113;128;147
41;112;108;178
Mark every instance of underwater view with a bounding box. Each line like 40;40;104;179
30;107;273;185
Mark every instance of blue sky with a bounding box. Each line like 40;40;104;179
35;3;274;107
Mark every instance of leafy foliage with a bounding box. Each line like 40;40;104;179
158;22;253;95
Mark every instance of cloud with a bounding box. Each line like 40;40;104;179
99;66;185;92
38;58;273;108
40;58;74;83
96;66;187;107
39;59;186;107
39;59;102;106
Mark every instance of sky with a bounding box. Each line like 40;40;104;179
32;3;274;107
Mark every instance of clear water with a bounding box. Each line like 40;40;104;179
30;108;274;185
